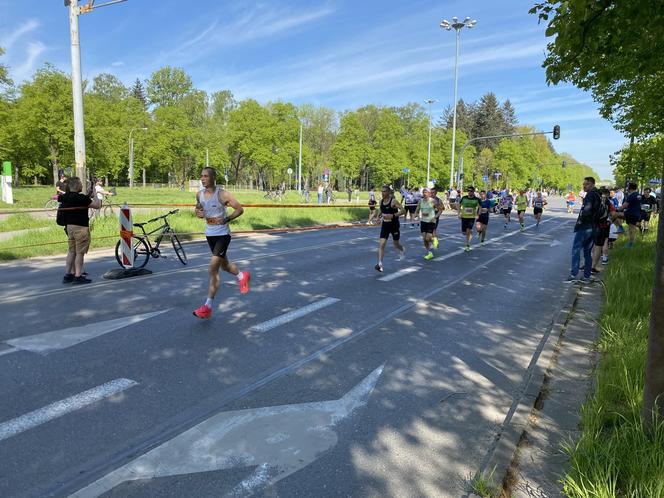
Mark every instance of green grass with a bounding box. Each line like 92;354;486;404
0;205;367;260
562;227;664;497
0;185;369;209
0;213;52;232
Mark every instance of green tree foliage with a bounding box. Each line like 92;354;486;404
146;66;193;108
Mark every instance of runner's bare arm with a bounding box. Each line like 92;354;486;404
220;190;244;223
393;199;406;218
194;192;204;218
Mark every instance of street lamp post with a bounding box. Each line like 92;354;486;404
298;120;303;194
128;127;147;188
440;16;476;190
424;99;436;187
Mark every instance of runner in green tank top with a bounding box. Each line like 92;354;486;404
458;186;481;251
516;189;528;231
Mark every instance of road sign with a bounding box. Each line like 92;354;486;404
287;168;293;175
482;175;488;183
649;178;661;185
402;167;410;173
494;172;502;178
431;178;437;184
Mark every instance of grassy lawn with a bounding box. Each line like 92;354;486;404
563;226;664;497
0;213;53;232
0;204;367;260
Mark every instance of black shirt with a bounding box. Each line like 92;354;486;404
56;180;67;193
58;192;92;227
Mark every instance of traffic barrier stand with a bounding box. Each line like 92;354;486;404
103;203;152;280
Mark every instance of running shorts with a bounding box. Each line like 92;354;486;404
501;208;511;215
461;218;475;233
380;220;401;240
517;210;526;215
420;221;435;234
625;213;640;226
641;211;651;222
207;234;231;258
406;205;417;214
595;226;610;246
533;207;543;215
477;214;489;225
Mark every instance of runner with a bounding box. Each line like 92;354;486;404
499;190;513;229
475;190;491;246
415;188;440;260
367;186;377;225
193;167;251;319
640;187;656;232
618;182;641;248
515;189;528;231
532;191;547;227
375;185;406;272
430;186;444;249
458;186;481;251
566;191;577;214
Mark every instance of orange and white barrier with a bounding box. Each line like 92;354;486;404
119;204;133;268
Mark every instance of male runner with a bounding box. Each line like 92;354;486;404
640;187;656;232
515;189;528;231
475;190;491;246
458;186;481;251
415;188;440;260
566;191;577;214
619;182;641;248
532;191;547;227
193;167;251;319
375;185;406;272
430;187;444;249
499;190;513;229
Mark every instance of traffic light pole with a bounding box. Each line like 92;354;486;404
68;0;87;183
455;127;559;190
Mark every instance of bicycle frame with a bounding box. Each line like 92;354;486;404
133;220;172;255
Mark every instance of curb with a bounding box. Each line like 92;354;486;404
469;282;581;497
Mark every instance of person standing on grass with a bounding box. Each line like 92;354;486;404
317;183;323;204
618;182;642;248
58;176;101;284
591;187;614;271
640;187;656;232
192;167;251;320
56;174;68;195
565;176;602;283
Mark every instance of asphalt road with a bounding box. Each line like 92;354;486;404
0;198;577;498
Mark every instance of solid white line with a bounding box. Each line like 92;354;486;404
0;378;138;442
378;266;421;282
0;347;17;357
250;297;340;333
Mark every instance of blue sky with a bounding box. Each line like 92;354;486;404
0;0;626;179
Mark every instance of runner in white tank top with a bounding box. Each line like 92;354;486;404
193;167;251;319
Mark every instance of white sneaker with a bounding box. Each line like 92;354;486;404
398;248;406;261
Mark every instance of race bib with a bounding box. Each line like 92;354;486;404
464;207;474;214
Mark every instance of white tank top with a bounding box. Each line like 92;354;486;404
199;186;230;236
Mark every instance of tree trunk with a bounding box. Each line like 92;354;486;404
642;162;664;426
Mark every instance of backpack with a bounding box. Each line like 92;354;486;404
594;193;609;223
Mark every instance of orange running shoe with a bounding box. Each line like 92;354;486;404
193;304;212;319
239;271;251;294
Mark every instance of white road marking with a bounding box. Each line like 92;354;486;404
250;298;340;333
0;378;138;442
0;347;17;357
5;310;169;355
68;365;384;498
378;266;421;282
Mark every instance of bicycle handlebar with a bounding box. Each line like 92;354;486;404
146;209;179;224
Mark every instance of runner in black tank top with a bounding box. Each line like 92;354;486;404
375;185;406;272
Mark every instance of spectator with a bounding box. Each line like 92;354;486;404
347;185;352;202
56;174;68;195
565;176;601;283
640;187;656;232
367;186;377;224
58;176;101;284
614;187;624;206
354;187;360;203
592;187;614;270
317;183;323;204
619;182;641;248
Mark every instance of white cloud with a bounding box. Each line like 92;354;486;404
12;41;46;82
111;61;125;67
0;18;40;52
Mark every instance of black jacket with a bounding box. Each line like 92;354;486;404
575;187;601;231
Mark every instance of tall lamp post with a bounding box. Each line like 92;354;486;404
297;119;303;194
424;99;436;187
128;127;147;188
440;16;476;190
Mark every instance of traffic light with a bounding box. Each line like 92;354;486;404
562;160;567;168
553;125;560;140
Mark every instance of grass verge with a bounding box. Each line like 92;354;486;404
562;228;664;497
0;206;367;260
0;213;53;232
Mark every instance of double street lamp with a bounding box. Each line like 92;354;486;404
128;127;147;188
440;16;477;190
424;99;436;187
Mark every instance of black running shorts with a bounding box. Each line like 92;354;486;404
406;205;417;214
501;208;511;215
477;214;489;225
206;234;231;258
533;207;543;215
380;221;401;240
420;221;435;234
461;218;474;233
595;225;610;246
517;209;526;215
625;213;640;226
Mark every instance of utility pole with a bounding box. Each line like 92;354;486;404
424;99;436;187
298;120;303;193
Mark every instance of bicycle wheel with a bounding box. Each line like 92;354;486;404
102;204;114;217
45;199;59;217
170;233;187;265
114;236;150;268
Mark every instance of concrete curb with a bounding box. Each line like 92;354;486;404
469;282;581;497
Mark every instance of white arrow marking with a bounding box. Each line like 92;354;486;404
69;364;385;498
550;239;562;247
250;298;339;333
5;310;170;355
378;265;421;282
0;378;138;442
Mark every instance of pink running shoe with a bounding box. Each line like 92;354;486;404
193;304;212;319
239;271;251;294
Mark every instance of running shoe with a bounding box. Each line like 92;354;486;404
480;241;485;246
239;271;251;294
62;273;74;283
398;248;406;261
72;275;92;285
564;275;578;283
432;237;439;249
464;245;471;252
520;224;525;231
424;251;434;260
504;224;508;230
601;256;608;265
193;304;212;319
591;268;600;274
579;276;595;284
374;263;384;272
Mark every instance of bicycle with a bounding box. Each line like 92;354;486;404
45;195;60;217
114;209;187;268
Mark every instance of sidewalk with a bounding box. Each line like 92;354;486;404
505;283;602;497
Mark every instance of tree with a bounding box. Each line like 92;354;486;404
331;111;369;185
131;78;148;110
146;66;193;108
531;0;664;424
